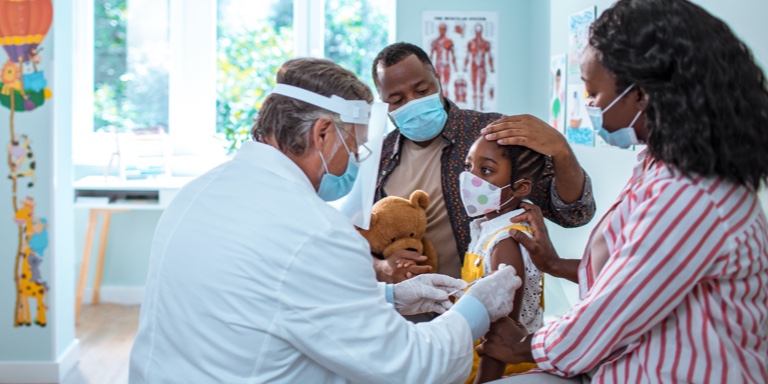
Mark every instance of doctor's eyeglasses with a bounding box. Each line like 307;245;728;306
338;122;372;163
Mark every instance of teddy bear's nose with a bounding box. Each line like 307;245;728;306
405;248;418;252
410;233;414;237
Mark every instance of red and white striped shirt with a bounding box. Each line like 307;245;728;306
531;150;768;383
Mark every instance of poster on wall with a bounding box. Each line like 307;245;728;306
0;0;54;327
565;6;596;147
549;54;566;133
422;11;498;112
568;6;596;79
565;83;594;146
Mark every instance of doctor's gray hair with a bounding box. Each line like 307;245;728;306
252;58;373;156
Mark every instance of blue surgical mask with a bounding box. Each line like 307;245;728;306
388;92;447;142
585;84;643;149
317;125;360;201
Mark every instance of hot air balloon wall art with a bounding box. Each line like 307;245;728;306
0;0;53;327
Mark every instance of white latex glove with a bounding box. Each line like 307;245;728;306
465;264;522;321
393;274;468;315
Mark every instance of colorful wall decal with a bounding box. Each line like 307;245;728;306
13;197;48;326
1;0;53;327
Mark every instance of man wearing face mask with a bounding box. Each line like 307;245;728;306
129;58;525;384
370;43;596;286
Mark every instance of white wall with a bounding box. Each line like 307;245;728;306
52;0;77;361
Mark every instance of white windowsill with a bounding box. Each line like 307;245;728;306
73;132;231;178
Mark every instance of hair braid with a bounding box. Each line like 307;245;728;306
501;145;547;187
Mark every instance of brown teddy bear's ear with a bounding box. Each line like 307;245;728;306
410;190;430;210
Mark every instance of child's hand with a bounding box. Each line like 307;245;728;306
476;317;535;364
374;250;432;283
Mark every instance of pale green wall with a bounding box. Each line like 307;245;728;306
0;21;55;363
73;208;159;287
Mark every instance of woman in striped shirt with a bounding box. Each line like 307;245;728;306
477;0;768;383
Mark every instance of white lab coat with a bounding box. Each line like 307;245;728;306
129;141;475;384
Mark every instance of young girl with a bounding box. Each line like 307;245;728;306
460;136;547;384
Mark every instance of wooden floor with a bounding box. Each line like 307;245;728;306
61;304;140;384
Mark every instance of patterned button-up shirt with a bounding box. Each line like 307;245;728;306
375;99;596;261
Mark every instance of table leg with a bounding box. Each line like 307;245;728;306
92;210;114;305
76;209;99;324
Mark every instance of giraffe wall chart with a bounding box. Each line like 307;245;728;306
0;0;54;327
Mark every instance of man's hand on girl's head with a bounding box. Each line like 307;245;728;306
480;114;570;159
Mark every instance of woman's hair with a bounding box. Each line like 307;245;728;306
252;58;373;156
590;0;768;189
500;144;547;188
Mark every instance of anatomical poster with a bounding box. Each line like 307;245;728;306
422;11;498;112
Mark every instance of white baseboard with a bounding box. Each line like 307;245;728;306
82;285;144;305
0;340;80;384
58;340;80;382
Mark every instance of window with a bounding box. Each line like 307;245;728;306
74;0;395;173
216;0;294;154
215;0;395;154
324;0;393;92
93;0;170;134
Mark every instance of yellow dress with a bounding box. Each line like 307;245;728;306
460;224;542;383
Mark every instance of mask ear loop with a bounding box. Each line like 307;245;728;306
318;150;330;175
317;118;346;179
496;179;525;213
627;110;642;129
602;84;636;114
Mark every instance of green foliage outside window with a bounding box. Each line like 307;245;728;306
324;0;390;92
95;0;394;153
94;0;130;132
215;0;294;154
216;0;391;154
94;0;169;133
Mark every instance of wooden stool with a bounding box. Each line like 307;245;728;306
75;208;128;324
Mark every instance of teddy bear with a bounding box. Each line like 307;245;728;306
357;190;438;272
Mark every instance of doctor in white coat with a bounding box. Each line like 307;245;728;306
129;58;521;384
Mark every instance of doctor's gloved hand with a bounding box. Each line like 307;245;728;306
392;274;467;315
464;264;521;321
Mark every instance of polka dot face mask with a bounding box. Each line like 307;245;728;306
459;171;522;217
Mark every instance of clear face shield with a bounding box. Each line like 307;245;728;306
271;84;388;230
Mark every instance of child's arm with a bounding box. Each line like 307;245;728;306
474;237;526;384
490;238;526;320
